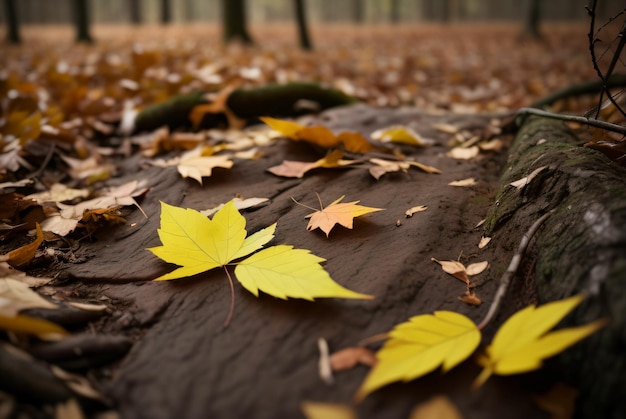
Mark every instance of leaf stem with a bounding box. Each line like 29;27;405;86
291;196;321;212
223;266;236;328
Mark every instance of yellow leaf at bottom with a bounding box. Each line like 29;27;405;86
474;294;607;387
356;311;480;400
235;245;372;300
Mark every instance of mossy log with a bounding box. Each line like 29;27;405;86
485;116;626;419
132;82;356;133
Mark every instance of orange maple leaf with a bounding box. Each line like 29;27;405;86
300;194;384;237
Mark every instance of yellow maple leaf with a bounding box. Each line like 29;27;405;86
356;311;480;400
148;200;372;324
261;116;372;153
303;195;384;237
473;294;607;387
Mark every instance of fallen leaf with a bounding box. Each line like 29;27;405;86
478;236;492;249
50;365;104;400
2;223;43;267
148;201;372;321
369;158;441;180
356;311;480;400
0;313;68;338
370;125;434;146
0;262;53;287
474;294;608;387
466;261;489;276
318;337;333;384
55;399;84;419
201;197;269;217
301;402;357;419
432;123;458;134
448;178;477;187
0;277;58;316
26;184;90;204
409;395;464;419
479;138;505;152
66;301;108;312
431;258;470;284
303;195;384;237
330;346;377;372
261;117;372;153
268;150;357;178
458;291;482;306
509;166;547;190
447;146;479;160
405;205;427;217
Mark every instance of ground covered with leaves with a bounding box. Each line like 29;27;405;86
0;23;619;418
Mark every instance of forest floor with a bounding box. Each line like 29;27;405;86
0;23;622;419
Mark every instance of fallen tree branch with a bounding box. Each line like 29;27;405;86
515;107;626;135
477;210;554;330
530;74;626;109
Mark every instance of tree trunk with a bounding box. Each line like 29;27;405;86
72;0;93;44
221;0;253;44
352;0;364;23
390;0;400;23
522;0;542;39
3;0;20;44
485;116;626;419
160;0;171;24
294;0;312;51
129;0;141;25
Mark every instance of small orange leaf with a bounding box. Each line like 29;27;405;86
3;223;43;268
267;150;357;178
330;346;377;372
304;195;384;237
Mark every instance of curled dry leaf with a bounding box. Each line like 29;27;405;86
369;158;441;180
448;178;477;187
478;236;492;249
509;166;547;190
458;291;482;306
466;261;489;276
479;138;505;152
0;277;58;316
329;346;377;372
201;197;269;217
432;123;459;134
405;205;428;217
2;223;43;268
26;184;89;204
431;258;470;284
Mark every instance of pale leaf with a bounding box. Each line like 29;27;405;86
431;258;469;284
26;184;89;204
201;197;269;217
447;146;479;160
466;261;489;276
405;205;428;217
448;178;477;187
304;195;384;237
509;166;547;190
478;236;491;249
0;277;58;316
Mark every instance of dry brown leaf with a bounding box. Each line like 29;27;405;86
2;223;43;267
458;291;482;306
409;395;464;419
405;205;428;217
329;346;377;372
50;365;104;400
369;158;441;180
268;150;357;178
432;123;459;134
479;138;505;152
66;301;108;312
448;178;477;187
431;258;470;284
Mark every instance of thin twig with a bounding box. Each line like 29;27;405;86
477;210;554;330
516;107;626;135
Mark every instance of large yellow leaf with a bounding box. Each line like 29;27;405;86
148;201;371;306
356;311;480;400
474;294;607;387
148;200;249;280
305;195;384;237
235;245;372;300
